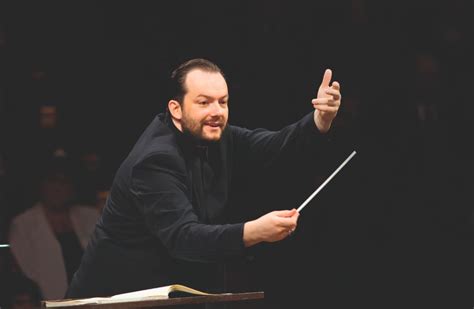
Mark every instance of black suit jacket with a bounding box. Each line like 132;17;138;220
67;112;327;297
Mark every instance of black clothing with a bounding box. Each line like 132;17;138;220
67;112;327;298
56;231;84;283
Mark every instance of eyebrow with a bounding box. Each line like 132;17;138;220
195;94;229;100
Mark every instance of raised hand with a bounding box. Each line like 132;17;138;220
312;69;341;132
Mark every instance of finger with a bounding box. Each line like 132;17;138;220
312;98;337;106
331;81;340;90
281;213;298;225
313;101;340;109
313;97;341;105
291;211;300;219
276;216;298;228
319;69;332;89
313;105;339;113
324;89;341;100
286;226;296;237
275;209;297;217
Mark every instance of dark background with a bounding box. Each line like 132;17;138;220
0;1;472;308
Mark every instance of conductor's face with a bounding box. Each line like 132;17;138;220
177;69;229;142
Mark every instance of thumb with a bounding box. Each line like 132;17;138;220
319;69;332;89
275;209;297;217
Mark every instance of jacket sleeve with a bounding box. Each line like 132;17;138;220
130;152;245;263
231;111;331;168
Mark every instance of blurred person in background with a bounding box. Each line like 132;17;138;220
8;157;99;300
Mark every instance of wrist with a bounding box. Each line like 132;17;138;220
243;220;260;248
314;111;331;133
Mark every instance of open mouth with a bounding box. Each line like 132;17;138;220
204;122;223;128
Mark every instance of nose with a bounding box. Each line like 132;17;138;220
209;101;225;116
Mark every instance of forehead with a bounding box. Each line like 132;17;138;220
184;69;228;97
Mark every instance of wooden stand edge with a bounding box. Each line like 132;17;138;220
42;291;264;309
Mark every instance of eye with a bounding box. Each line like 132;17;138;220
198;101;208;105
219;100;228;106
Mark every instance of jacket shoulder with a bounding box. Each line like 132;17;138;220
10;203;43;227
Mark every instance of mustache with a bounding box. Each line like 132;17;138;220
203;117;226;126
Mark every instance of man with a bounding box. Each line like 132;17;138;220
66;58;341;298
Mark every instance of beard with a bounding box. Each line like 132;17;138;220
180;112;227;142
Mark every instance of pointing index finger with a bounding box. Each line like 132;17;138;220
320;69;332;88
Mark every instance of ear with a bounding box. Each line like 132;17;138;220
168;100;182;120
